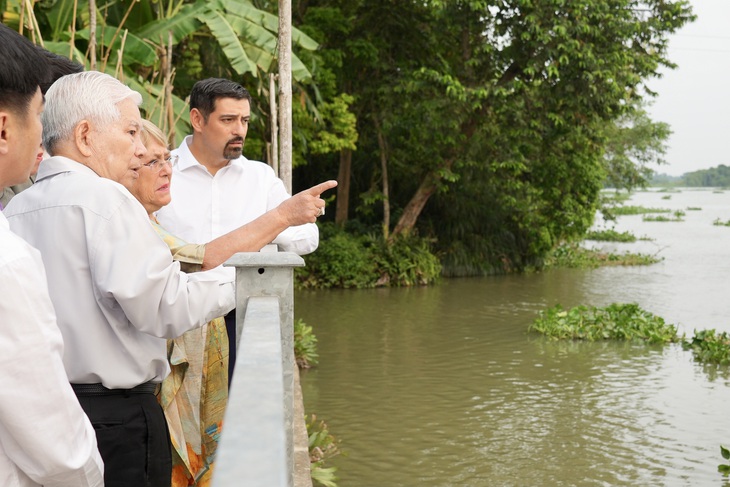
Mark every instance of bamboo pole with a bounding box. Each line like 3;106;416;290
278;0;292;194
269;73;279;177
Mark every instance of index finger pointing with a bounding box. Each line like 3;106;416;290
306;180;338;196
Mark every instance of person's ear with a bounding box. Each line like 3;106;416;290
0;112;11;156
190;108;205;132
74;120;94;157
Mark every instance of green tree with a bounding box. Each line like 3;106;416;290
296;0;694;272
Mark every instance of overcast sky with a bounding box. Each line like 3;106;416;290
645;0;730;176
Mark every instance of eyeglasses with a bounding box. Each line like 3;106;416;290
142;154;178;173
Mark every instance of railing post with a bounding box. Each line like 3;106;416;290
222;251;305;486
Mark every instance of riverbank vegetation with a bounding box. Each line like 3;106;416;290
529;303;679;343
294;319;320;368
295;223;441;288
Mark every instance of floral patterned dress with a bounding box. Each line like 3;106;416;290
152;219;229;487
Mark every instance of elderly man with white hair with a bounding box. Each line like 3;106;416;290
4;71;235;487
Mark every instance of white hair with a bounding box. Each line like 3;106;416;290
42;71;143;154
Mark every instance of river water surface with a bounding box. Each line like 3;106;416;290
295;189;730;487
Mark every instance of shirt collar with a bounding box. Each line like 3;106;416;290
36;156;101;182
0;210;8;230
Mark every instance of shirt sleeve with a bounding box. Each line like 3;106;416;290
91;199;235;339
265;175;320;255
0;253;104;487
151;220;205;273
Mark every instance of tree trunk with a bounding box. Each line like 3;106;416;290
373;115;390;239
335;148;352;226
390;170;441;238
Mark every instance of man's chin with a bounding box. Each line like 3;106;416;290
223;149;243;160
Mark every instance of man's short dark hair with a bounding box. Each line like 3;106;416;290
189;78;252;121
0;24;49;116
38;48;84;94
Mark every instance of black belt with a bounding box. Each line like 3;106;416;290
71;381;160;396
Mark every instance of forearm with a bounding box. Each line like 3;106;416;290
202;208;289;270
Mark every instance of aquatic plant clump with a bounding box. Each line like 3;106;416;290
611;205;671;215
545;243;661;269
529;303;680;343
585;229;637;242
682;329;730;365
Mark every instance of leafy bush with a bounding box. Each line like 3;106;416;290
371;233;442;286
682;329;730;365
294;319;319;368
296;223;441;288
297;226;378;289
529;303;680;343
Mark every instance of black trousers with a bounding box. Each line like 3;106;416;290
76;392;171;487
224;309;237;384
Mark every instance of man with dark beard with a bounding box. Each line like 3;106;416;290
156;78;320;381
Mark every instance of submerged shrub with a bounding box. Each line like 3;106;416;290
529;303;680;343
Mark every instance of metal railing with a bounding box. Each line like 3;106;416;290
212;251;309;487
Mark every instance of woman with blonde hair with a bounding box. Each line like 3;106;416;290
126;119;335;486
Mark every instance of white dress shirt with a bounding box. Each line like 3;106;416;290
155;135;319;255
0;212;104;487
4;157;235;388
